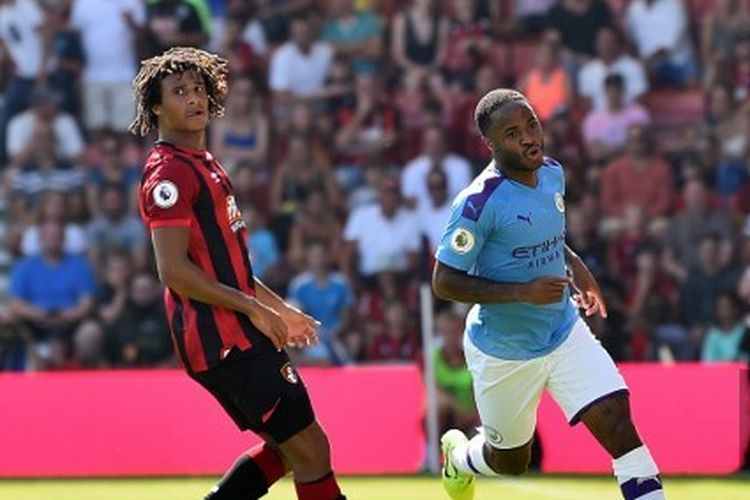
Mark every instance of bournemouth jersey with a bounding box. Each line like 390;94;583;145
138;141;272;373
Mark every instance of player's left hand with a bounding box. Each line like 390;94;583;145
570;269;608;319
281;306;321;348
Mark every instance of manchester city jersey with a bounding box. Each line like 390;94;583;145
435;157;578;360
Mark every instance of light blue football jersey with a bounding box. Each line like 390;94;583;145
435;157;579;360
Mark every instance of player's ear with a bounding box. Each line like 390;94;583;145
152;104;162;116
482;135;496;155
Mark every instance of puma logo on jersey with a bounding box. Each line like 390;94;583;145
516;212;532;225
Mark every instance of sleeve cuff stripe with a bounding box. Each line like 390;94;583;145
149;219;192;229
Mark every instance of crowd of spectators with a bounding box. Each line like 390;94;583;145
0;1;749;413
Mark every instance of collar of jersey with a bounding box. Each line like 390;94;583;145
155;140;208;159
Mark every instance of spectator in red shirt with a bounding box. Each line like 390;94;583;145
599;123;673;237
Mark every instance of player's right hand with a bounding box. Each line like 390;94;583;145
244;299;288;351
521;276;571;304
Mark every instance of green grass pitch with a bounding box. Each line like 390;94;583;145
1;475;748;499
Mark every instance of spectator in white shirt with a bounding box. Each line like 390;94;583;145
625;0;697;87
418;167;453;255
269;14;333;109
401;125;472;212
578;25;649;111
0;0;51;163
341;176;421;284
71;0;145;134
6;86;84;169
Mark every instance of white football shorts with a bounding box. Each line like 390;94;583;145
463;317;628;449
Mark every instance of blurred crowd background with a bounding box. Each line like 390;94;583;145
1;0;750;435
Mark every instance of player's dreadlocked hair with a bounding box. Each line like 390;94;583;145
129;47;229;137
474;88;527;138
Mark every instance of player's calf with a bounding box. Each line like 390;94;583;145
581;394;665;500
280;421;346;500
204;442;287;500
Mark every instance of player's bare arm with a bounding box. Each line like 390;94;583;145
254;277;320;348
565;245;608;318
432;260;570;305
151;225;288;350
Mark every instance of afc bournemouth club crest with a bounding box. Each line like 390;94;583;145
280;363;299;384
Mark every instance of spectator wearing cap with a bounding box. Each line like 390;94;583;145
582;73;651;163
143;0;210;57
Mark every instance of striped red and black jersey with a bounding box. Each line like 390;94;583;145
138;141;272;373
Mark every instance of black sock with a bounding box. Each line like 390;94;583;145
205;455;269;500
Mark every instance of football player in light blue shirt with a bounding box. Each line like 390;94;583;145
433;89;663;500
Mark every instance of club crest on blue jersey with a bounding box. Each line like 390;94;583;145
555;192;565;212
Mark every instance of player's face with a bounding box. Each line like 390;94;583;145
154;70;209;134
487;101;544;172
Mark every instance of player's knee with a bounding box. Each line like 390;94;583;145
283;422;332;472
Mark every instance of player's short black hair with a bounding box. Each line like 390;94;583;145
130;47;228;137
474;88;528;138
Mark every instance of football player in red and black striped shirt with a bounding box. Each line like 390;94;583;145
131;47;346;500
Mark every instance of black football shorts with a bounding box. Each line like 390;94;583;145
191;347;315;443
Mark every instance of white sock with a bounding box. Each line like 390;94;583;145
612;446;665;499
451;433;497;476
